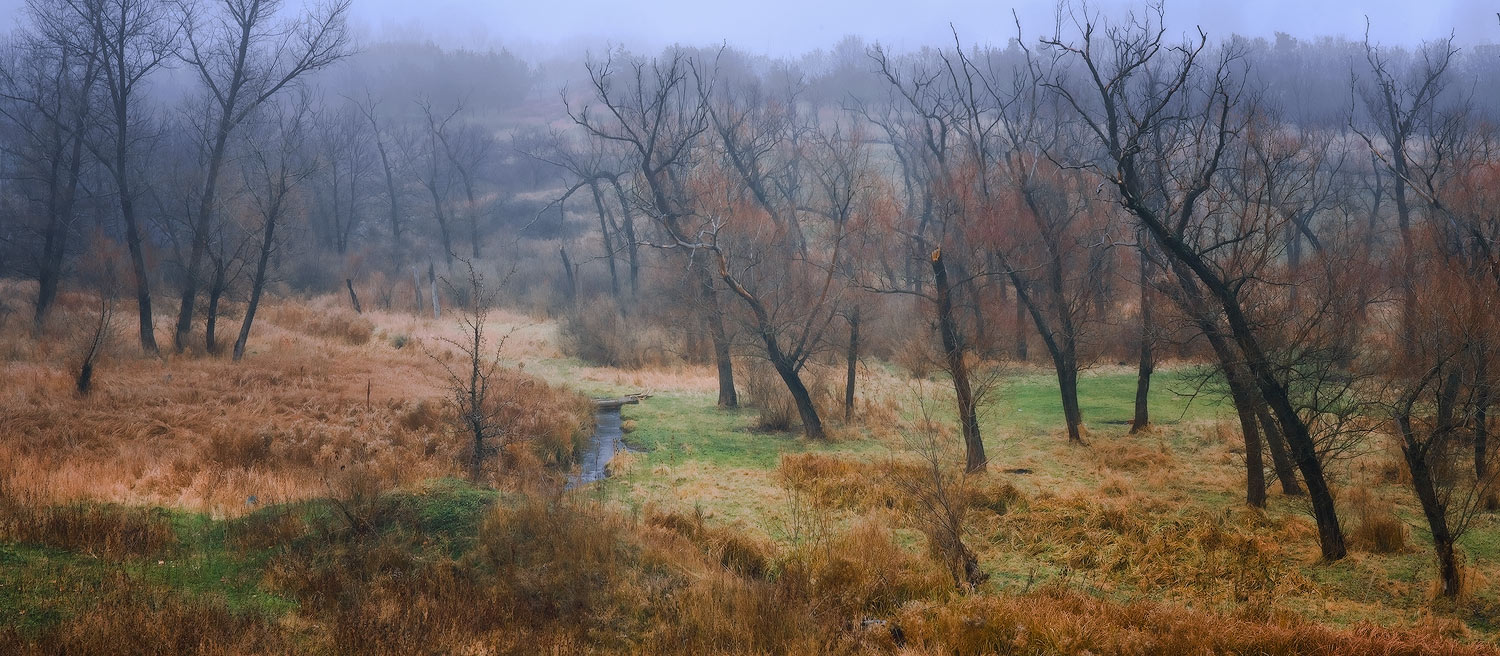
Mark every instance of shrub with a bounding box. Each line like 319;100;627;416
1346;487;1410;554
266;302;373;345
559;297;680;368
740;359;809;433
0;479;176;559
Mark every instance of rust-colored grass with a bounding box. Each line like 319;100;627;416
0;293;588;515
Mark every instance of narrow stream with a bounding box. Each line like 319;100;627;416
566;406;631;489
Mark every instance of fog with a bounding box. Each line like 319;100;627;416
3;0;1498;56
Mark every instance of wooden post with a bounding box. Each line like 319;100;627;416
428;262;440;320
411;266;424;315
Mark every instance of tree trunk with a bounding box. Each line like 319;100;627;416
1131;248;1154;433
465;182;481;259
346;279;362;314
374;132;401;258
933;249;985;473
1223;362;1268;508
1146;202;1345;559
559;246;577;305
1010;269;1084;443
412;266;424;315
1178;271;1267;507
774;356;823;439
429;185;454;266
1257;402;1303;495
233;205;278;362
1055;362;1085;444
119;189;158;356
699;263;737;409
205;260;226;354
1403;435;1462;597
1012;293;1028;361
844;308;860;422
608;176;640;297
174;121;235;353
590;180;620;299
34;130;84;332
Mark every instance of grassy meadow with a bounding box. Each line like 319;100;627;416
0;289;1497;654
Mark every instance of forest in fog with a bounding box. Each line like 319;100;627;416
5;0;1500;653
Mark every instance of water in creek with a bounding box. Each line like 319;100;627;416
567;407;633;488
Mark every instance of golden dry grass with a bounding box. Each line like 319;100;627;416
3;284;1500;654
0;291;589;515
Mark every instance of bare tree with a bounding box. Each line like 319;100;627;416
59;0;177;356
1042;4;1350;558
414;98;457;266
894;384;988;588
432;106;494;259
170;0;350;352
869;44;999;471
1353;34;1459;354
0;10;99;331
430;259;516;483
566;48;738;408
357;94;406;263
232;93;316;361
1385;262;1500;597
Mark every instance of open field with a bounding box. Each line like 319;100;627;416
1;291;1498;654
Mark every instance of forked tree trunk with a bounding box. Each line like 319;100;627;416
1399;418;1463;598
590;180;620;299
933;249;985;472
1178;273;1266;507
698;263;736;409
1257;403;1303;495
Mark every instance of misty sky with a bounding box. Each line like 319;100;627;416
3;0;1497;56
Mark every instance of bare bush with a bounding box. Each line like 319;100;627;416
558;296;680;368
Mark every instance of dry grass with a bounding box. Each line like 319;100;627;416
1347;486;1412;554
0;294;590;515
3;285;1499;654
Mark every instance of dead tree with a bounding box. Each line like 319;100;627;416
415;99;459;266
870;44;997;470
75;292;114;395
359;95;405;261
430;259;514;483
